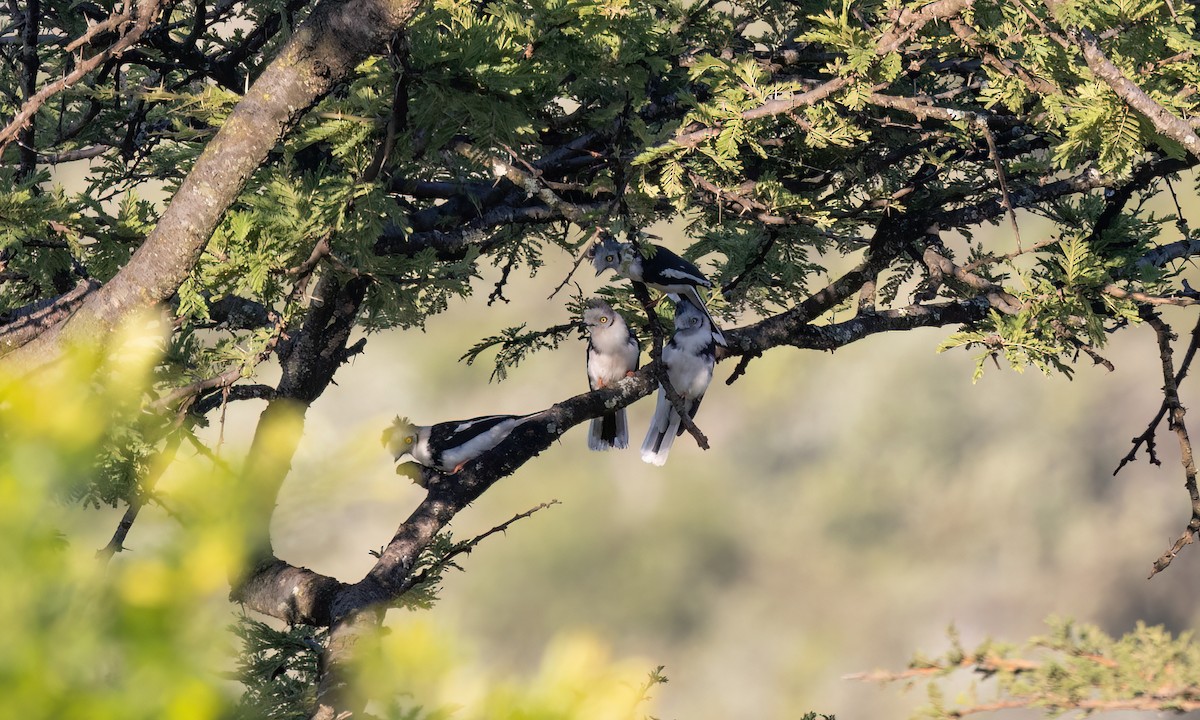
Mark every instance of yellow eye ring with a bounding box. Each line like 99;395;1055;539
600;316;609;323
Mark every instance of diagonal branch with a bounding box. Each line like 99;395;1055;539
0;0;427;373
97;433;182;562
0;0;165;158
0;278;99;354
1076;28;1200;160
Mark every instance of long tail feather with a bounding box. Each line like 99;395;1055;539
588;409;629;451
641;389;679;465
680;287;726;346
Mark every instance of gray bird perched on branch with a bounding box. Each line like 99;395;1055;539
641;298;716;466
590;234;727;346
583;298;641;451
383;412;548;474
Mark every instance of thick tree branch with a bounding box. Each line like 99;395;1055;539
0;278;99;354
0;0;425;372
1076;28;1200;160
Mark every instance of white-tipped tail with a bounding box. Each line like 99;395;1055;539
588;409;629;451
640;389;681;465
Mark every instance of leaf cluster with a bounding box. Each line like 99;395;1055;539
904;618;1200;719
231;617;325;720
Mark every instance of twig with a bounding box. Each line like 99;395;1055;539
725;351;760;385
669;76;851;149
17;0;42;178
453;141;604;225
1164;176;1192;240
403;500;561;590
1103;284;1200;307
1115;314;1200;475
1142;310;1200;577
0;0;165;157
844;655;1039;683
97;433;182;562
979;120;1023;252
361;34;408;184
961;238;1060;273
923;248;1022;314
722;229;781;297
1076;27;1200;161
689;172;805;227
548;228;601;300
0;278;99;355
191;383;277;416
488;251;516;306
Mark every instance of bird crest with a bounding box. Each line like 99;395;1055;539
382;415;418;459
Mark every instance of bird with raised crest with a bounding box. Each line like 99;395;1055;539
383;411;549;474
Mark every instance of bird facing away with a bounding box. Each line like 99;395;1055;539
590;235;727;346
383;411;548;474
583;298;641;451
641;297;716;466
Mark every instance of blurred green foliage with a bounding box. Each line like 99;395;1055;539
0;327;240;720
0;323;667;720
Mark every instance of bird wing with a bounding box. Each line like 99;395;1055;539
643;245;711;287
430;415;520;448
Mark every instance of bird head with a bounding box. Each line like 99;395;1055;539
673;297;709;331
590;235;626;277
382;416;419;460
582;298;618;331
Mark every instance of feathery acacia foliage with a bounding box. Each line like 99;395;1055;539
7;0;1200;717
855;619;1200;718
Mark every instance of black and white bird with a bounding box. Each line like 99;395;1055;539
590;234;726;345
583;298;641;451
641;297;716;466
383;412;547;474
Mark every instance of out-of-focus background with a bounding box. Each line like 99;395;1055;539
66;210;1200;718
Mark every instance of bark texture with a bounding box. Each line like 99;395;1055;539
0;0;422;372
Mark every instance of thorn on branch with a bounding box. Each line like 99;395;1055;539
1073;342;1114;372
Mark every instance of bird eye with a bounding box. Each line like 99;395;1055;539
404;436;413;445
600;316;609;323
605;254;614;262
